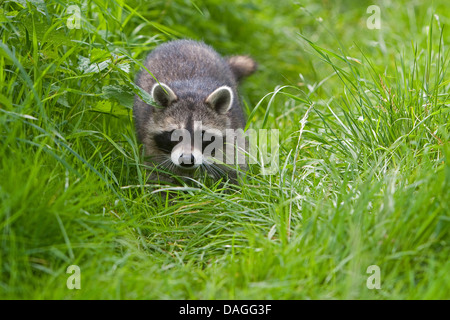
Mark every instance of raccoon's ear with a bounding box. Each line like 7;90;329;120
205;86;233;114
151;83;177;108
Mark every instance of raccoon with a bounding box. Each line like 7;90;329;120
133;39;257;184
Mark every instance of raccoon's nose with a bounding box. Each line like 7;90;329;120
179;154;196;168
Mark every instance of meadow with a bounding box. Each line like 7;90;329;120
0;0;448;299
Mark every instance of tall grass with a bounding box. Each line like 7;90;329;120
0;0;448;299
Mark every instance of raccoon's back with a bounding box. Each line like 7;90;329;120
138;40;236;93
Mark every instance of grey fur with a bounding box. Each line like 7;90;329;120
133;39;256;184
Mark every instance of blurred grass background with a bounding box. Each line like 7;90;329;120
0;0;448;299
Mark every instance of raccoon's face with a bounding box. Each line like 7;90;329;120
144;82;239;179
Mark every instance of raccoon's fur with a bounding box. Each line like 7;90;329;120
133;39;257;184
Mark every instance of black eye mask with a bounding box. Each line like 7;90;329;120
153;130;220;154
153;130;182;153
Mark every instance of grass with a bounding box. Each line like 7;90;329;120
0;0;449;299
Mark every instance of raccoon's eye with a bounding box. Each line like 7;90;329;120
154;130;182;153
201;130;216;154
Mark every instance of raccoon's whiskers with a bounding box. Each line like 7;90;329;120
206;158;227;177
200;163;214;179
207;165;221;180
149;154;170;162
202;161;224;180
154;157;172;173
